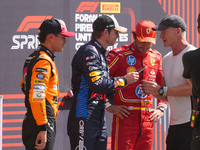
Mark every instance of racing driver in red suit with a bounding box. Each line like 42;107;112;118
106;20;168;150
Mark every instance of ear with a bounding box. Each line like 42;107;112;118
103;29;109;35
176;28;182;35
47;34;54;40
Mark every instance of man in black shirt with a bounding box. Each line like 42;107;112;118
182;13;200;150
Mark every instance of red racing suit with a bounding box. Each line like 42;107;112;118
106;43;167;150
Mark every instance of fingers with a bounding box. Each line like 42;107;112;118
117;106;130;118
35;131;47;150
35;140;45;150
149;109;163;121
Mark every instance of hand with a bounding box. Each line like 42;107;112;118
149;108;164;121
139;80;160;95
35;130;47;150
125;72;139;85
106;105;130;119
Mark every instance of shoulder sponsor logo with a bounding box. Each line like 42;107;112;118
114;78;125;88
91;76;101;82
89;71;101;76
88;66;99;71
76;2;99;13
35;68;47;73
127;55;136;65
101;2;120;13
11;16;52;50
86;55;95;60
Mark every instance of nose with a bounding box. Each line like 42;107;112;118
143;42;151;49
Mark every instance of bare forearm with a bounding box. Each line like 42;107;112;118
167;83;192;97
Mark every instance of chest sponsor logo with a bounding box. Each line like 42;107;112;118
135;85;147;98
150;58;155;66
127;66;136;73
34;84;45;90
91;92;106;100
127;55;136;65
34;80;45;84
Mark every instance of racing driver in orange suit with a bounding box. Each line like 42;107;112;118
106;20;168;150
20;18;75;150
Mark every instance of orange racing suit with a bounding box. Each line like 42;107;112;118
20;45;59;149
106;43;167;150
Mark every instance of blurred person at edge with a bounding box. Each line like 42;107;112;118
140;14;196;150
67;15;139;150
106;20;168;150
182;13;200;150
20;18;75;150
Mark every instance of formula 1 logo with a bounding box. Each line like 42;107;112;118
11;16;52;50
76;2;99;13
17;16;52;32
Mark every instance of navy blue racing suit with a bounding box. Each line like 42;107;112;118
67;39;127;150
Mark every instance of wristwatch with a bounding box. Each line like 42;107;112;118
158;86;164;96
159;106;165;112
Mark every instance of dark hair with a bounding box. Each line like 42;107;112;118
38;32;59;43
91;28;112;39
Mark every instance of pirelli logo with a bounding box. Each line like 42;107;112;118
100;2;120;13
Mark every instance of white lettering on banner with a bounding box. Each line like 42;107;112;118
75;33;91;41
75;14;98;22
11;35;39;50
75;23;93;32
75;43;85;50
74;13;129;50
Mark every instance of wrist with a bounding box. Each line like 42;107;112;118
105;99;112;108
158;106;165;112
158;86;168;97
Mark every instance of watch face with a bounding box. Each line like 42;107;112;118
159;88;164;96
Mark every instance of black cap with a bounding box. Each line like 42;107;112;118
39;18;75;37
152;14;187;31
93;15;127;33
